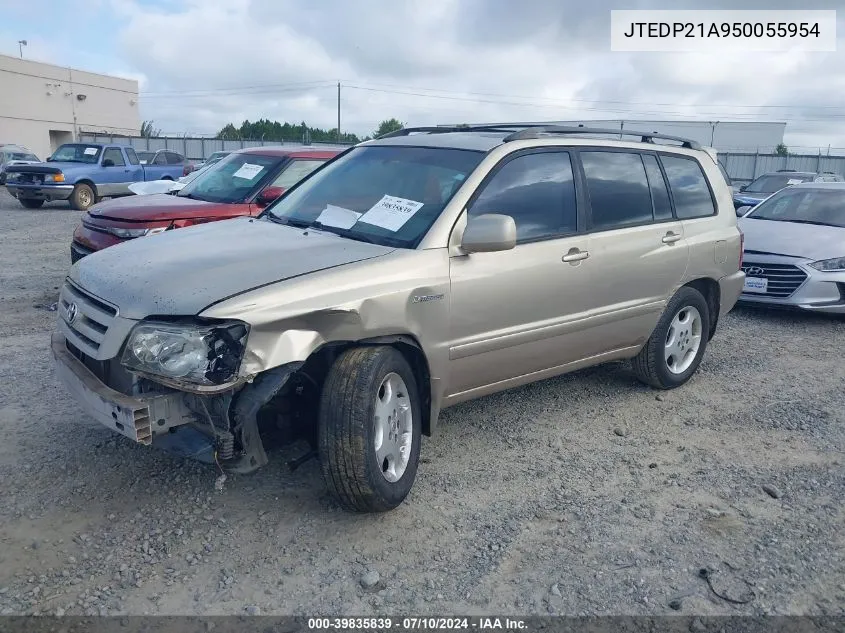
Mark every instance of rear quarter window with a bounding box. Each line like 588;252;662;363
660;156;716;219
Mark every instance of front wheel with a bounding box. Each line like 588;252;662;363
632;286;711;389
69;183;95;211
318;346;422;512
19;198;44;209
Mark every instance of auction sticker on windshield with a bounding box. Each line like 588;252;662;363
84;147;98;156
358;195;425;232
787;179;803;185
316;204;362;229
232;163;265;180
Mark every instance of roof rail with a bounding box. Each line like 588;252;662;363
777;169;797;172
501;125;701;149
376;123;701;150
375;123;549;139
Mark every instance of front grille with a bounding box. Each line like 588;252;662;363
13;173;42;184
58;280;117;357
71;241;93;263
742;261;808;298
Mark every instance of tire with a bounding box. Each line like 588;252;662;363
19;198;44;209
318;346;422;512
69;183;95;211
632;286;711;390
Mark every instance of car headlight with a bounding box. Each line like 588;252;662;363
121;320;249;386
109;226;168;238
44;173;65;183
5;172;19;182
809;257;845;272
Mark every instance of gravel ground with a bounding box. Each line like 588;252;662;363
0;187;843;617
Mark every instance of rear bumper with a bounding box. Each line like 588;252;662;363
6;183;74;200
718;270;746;315
51;332;196;445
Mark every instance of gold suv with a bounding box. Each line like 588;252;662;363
51;124;745;512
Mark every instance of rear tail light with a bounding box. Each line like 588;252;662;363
738;229;745;270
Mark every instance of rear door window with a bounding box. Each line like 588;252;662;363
642;154;674;221
581;151;653;230
166;152;184;165
660;156;716;219
154;152;168;165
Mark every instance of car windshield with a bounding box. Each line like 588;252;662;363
136;152;155;164
746;188;845;228
49;144;101;163
744;174;813;193
176;153;283;203
266;145;483;248
7;152;39;161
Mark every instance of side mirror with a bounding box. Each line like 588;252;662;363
739;184;747;192
460;213;517;253
256;186;285;206
736;206;752;217
102;159;115;167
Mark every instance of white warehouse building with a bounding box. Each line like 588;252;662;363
449;119;787;153
0;53;140;160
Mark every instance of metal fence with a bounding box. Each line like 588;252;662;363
718;152;845;185
78;133;845;183
78;133;354;161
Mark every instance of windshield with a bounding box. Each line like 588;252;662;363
746;188;845;228
266;145;483;248
745;173;813;193
49;144;101;163
136;151;155;164
176;153;284;203
7;152;39;161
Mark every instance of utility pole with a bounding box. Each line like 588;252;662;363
18;40;27;58
337;82;341;143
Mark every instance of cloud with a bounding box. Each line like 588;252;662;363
96;0;845;149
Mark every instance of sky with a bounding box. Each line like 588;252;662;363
1;0;844;150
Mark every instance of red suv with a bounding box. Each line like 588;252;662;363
70;146;342;262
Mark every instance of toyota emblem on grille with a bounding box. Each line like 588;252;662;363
65;302;79;325
744;266;765;276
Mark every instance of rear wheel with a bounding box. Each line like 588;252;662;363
632;286;711;389
19;198;44;209
70;183;95;211
318;346;422;512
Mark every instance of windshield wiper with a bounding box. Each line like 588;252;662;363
782;219;832;227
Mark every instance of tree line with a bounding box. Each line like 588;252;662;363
214;118;405;143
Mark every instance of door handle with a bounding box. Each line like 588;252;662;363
562;248;590;263
662;232;681;244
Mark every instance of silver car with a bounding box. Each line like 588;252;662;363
738;182;845;314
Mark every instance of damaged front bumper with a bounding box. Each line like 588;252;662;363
51;332;197;445
51;332;301;472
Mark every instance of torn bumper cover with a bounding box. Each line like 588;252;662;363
52;332;300;472
51;332;197;445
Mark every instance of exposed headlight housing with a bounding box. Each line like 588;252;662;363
121;320;249;387
5;172;19;181
809;257;845;272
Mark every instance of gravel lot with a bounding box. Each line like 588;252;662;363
0;187;843;618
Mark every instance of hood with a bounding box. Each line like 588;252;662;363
70;216;396;319
2;160;40;170
88;193;232;221
734;191;770;205
738;217;845;261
